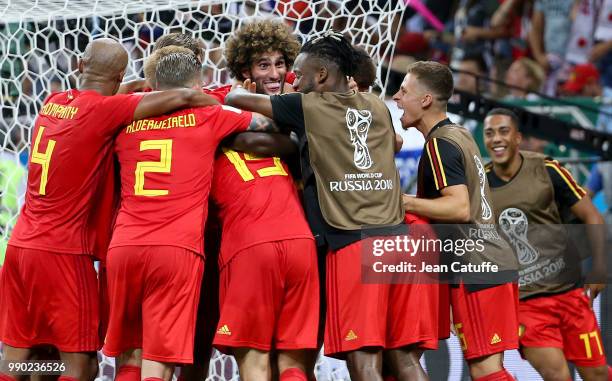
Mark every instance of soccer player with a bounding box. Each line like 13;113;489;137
0;38;219;381
224;20;299;96
348;46;377;92
210;20;319;381
393;61;519;381
483;108;609;381
225;31;429;381
102;47;280;381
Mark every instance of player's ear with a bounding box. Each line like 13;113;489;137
317;66;328;84
241;68;252;80
78;58;84;74
421;93;433;108
516;131;523;145
117;69;126;82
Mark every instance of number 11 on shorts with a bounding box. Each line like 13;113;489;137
579;331;603;359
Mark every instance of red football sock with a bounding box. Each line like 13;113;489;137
58;377;79;381
607;365;612;381
280;368;308;381
474;369;515;381
0;373;16;381
116;365;141;381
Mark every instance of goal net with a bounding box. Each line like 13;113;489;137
0;1;407;380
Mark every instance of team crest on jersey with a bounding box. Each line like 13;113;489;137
499;208;539;265
346;108;373;170
473;155;493;221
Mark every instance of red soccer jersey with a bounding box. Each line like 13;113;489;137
110;105;252;255
203;85;232;103
10;90;143;255
211;150;313;266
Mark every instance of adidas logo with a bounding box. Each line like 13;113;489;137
491;333;501;345
217;324;232;336
345;330;358;341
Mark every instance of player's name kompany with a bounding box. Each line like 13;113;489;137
125;113;196;134
372;261;500;273
39;102;79;120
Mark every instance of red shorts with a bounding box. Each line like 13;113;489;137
103;245;204;363
325;240;441;357
519;288;606;367
387;283;441;350
0;245;100;352
214;239;319;353
451;282;519;360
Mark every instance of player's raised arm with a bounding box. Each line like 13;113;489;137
245;112;281;132
132;88;219;121
117;78;149;94
225;83;274;118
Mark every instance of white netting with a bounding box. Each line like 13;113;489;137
0;1;406;380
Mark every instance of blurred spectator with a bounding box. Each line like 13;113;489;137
528;0;575;95
489;0;535;98
396;31;431;59
590;0;612;132
586;162;612;229
502;57;548;153
450;0;506;68
559;63;602;97
565;0;599;65
453;55;488;94
504;57;545;99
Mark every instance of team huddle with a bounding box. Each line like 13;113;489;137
0;18;609;381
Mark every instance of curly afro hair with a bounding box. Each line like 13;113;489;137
225;20;301;81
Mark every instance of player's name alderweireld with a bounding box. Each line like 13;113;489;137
372;261;499;273
125;113;196;134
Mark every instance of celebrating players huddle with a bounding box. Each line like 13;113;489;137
0;18;609;381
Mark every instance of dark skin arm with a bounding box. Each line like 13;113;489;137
226;132;297;157
570;196;607;307
132;89;220;121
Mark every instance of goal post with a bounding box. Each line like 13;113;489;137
0;1;407;380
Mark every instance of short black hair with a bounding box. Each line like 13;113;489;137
353;46;376;89
301;30;355;77
486;108;520;130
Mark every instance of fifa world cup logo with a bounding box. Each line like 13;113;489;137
473;155;493;221
346;108;373;170
499;208;539;265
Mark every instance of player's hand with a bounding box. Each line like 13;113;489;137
242;79;257;93
584;266;606;308
584;282;605;309
282;81;296;94
402;194;415;211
